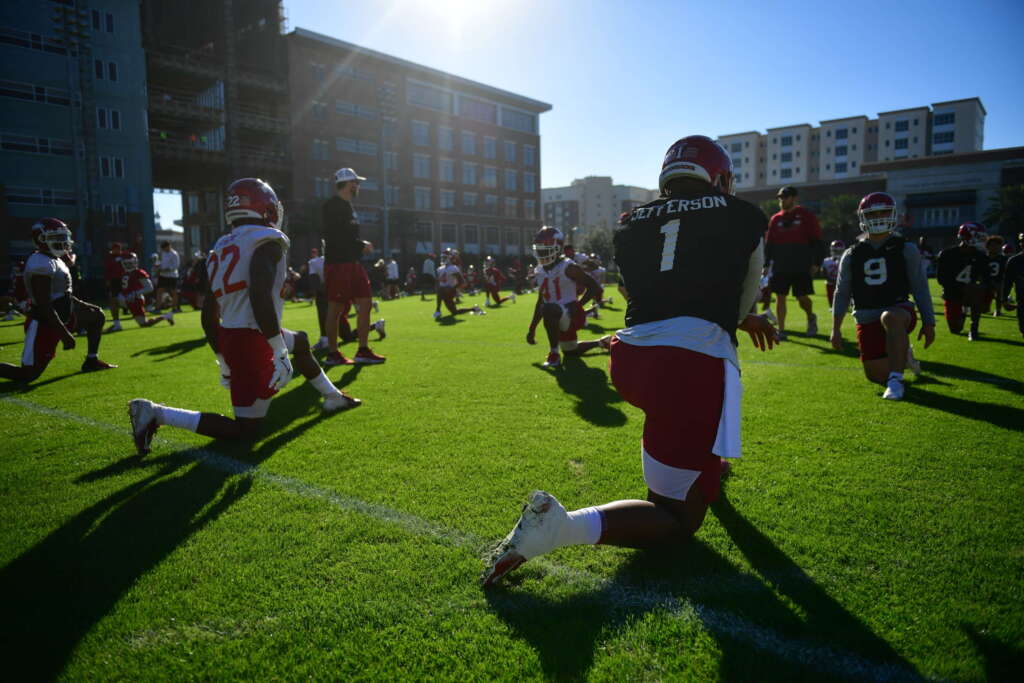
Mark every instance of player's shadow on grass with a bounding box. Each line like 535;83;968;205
918;359;1023;395
904;387;1024;432
536;354;625;427
783;336;861;359
332;363;364;390
0;371;79;394
435;314;467;325
0;382;335;679
961;623;1024;681
129;336;207;361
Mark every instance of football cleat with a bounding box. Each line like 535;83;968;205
353;347;386;364
472;305;486;315
375;319;386;340
806;314;818;337
324;352;354;366
164;313;175;326
323;392;362;413
106;320;122;333
432;311;442;319
542;351;561;368
763;310;778;326
882;378;904;401
128;398;159;455
81;357;117;372
311;338;329;352
482;490;567;586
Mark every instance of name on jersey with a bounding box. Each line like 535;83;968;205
630;195;727;221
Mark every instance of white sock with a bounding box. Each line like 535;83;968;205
157;405;201;432
888;371;904;382
319;336;327;345
308;370;338;398
557;507;604;547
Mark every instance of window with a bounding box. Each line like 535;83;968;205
439;126;454;151
486;226;499;245
504;169;517;191
384;151;398;170
415;222;432;243
110;110;120;130
933;131;955;144
730;142;742;153
523;172;536;193
96;107;107;128
459;96;497;124
411;120;430;146
524;199;536;219
92;9;101;30
933;112;955;126
335;99;355;116
440;158;456;182
107;62;118;81
312;139;329;160
461;131;476;155
463;192;477;208
835;128;848;140
439;224;457;243
504;198;518;217
835;145;847;156
895;120;909;132
464;225;478;244
414;186;431;210
413;153;431;178
835;162;847;173
407;82;453;113
504;229;520;251
94;59;104;79
462;162;477;185
311;101;326;120
523;144;536;166
504;140;516;163
483;136;497;159
780;135;793;146
385;185;399;205
780;168;792;179
733;157;743;169
113;157;124;178
780;152;792;163
100;156;110;177
484;194;498;214
894;138;908;150
501;108;535;132
310;63;325;83
483;166;497;188
105;12;114;33
440;190;456;209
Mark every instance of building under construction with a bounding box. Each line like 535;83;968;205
141;0;289;255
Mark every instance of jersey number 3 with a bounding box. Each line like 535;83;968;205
207;245;247;298
660;219;680;272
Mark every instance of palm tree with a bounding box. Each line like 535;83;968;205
983;184;1024;238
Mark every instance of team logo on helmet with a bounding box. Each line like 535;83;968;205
225;178;283;230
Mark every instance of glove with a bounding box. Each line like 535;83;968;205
266;333;293;392
215;353;231;389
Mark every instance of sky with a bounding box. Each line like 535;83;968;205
155;0;1024;222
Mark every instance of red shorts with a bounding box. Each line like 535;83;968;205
325;262;371;303
943;300;963;323
219;327;278;418
609;339;725;503
557;301;586;344
21;314;77;369
855;302;917;361
127;297;146;318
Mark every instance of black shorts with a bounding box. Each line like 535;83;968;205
108;278;122;297
157;276;178;290
420;273;435;286
770;271;813;297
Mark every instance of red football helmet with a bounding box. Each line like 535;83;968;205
830;240;846;257
31;217;73;257
658;135;734;195
857;192;897;235
532;227;564;266
1003;244;1015;256
225;178;282;229
957;222;988;250
120;252;139;272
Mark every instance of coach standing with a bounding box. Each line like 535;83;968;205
156;241;182;313
766;186;824;339
322;168;385;365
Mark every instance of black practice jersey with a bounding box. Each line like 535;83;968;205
615;191;765;338
937;246;988;297
322;197;364;264
848;236;910;310
987;254;1007;287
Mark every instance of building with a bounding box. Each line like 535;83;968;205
717;98;986;192
0;0;154;280
141;0;290;258
541;176;658;237
286;28;551;266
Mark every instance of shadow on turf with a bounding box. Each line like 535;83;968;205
904;387;1024;432
0;382;334;680
534;354;625;427
962;623;1024;682
129;336;207;361
782;336;861;359
485;496;919;679
0;371;79;394
435;314;467;326
917;360;1023;395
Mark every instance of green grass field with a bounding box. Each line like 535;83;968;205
1;289;1022;681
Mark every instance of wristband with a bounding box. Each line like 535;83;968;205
216;353;228;370
267;333;288;355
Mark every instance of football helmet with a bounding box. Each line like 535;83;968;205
121;252;139;272
31;217;73;257
532;227;565;266
857;192;897;235
225;178;283;229
957;222;988;251
830;240;846;257
658;135;734;195
439;248;452;266
1003;244;1015;256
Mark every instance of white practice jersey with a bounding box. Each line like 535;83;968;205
536;258;579;306
308;255;324;279
592;266;607;286
24;252;72;303
822;256;840;283
436;263;461;288
208;225;290;330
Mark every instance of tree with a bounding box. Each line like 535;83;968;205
759;199;778;220
579;226;614;264
819;194;862;244
983;184;1024;238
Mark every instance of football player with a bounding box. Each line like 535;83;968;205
1;260;29;320
433;250;483;318
483;135;777;586
483;256;515;307
103;242;125;331
0;218;116;382
822;240;844;308
526;227;611;368
128;179;360;454
830;193;936;401
1003;245;1024;338
118;252;175;328
983;235;1007;317
936;222;989;340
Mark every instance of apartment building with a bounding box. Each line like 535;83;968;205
0;0;153;277
541;176;657;237
287;28;551;264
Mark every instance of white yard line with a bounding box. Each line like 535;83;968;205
2;395;924;681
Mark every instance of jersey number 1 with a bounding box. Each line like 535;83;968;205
207;245;247;298
660;219;680;272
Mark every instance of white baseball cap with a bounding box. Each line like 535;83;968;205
334;167;366;184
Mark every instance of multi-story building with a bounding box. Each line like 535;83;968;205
541;176;657;238
717;131;760;190
141;0;290;257
0;0;153;280
286;28;551;265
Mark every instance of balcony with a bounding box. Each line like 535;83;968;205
147;44;222;79
149;132;225;164
149;86;224;124
234;103;288;134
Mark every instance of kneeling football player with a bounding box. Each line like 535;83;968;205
0;219;116;383
526;228;610;368
129;179;360;454
118;252;175;328
830;192;936;401
433;250;483;319
936;223;988;340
